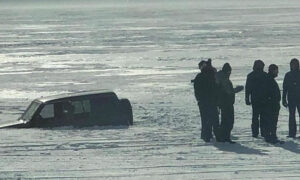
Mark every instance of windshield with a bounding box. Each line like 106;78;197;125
21;101;41;121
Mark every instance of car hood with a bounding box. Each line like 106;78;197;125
0;120;28;129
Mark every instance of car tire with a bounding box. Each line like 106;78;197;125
119;99;133;125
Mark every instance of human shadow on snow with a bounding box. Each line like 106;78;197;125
274;140;300;154
213;142;268;155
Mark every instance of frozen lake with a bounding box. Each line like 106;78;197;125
0;0;300;179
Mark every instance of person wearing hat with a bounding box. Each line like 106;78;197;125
264;64;282;143
282;58;300;138
245;60;269;138
191;61;207;83
194;61;220;142
216;63;244;143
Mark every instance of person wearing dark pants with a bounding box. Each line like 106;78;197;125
251;103;267;137
245;60;268;138
216;63;244;143
287;104;300;137
282;58;300;138
220;104;234;142
264;104;280;143
198;104;220;141
194;61;220;142
264;64;281;143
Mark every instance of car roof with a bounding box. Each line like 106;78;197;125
35;89;117;103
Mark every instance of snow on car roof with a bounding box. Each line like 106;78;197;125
36;89;116;103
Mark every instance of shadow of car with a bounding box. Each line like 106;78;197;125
0;90;133;128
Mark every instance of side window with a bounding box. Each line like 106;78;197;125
71;101;84;114
82;100;91;113
71;100;91;114
39;104;54;119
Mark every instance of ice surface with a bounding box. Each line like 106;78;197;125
0;0;300;179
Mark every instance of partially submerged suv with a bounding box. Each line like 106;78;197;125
0;90;133;128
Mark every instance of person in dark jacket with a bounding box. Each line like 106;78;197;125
264;64;281;143
245;60;269;138
216;63;244;143
194;61;220;142
282;58;300;138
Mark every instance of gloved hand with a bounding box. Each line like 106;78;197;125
234;85;244;93
246;98;251;105
282;99;288;108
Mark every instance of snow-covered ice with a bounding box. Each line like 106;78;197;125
0;0;300;179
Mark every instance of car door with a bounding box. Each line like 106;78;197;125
69;99;91;126
33;101;73;127
33;103;55;127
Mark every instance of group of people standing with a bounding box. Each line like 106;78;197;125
193;58;300;144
